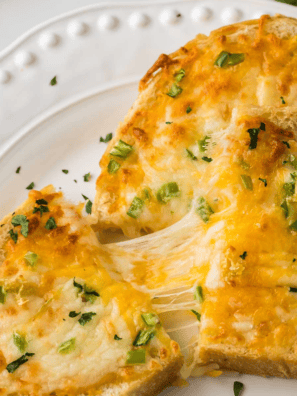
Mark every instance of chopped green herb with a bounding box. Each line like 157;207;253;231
26;182;35;190
283;141;290;149
191;309;201;321
202;156;213;163
174;68;186;82
69;311;81;318
110;140;133;159
58;338;76;354
194;285;204;303
259;178;267;187
186;106;192;114
289;220;297;231
11;215;29;237
73;278;83;292
85;200;92;215
165;121;173;124
234;381;244;396
82;194;88;200
0;286;6;304
8;229;18;244
83;284;99;298
133;329;155;347
240;251;247;260
6;352;35;373
281;96;286;104
114;334;122;340
241;175;253;190
78;312;96;326
141;313;160;326
283;154;297;169
100;133;113;143
13;333;28;353
166;83;183;98
247;123;265;150
276;0;297;4
293;258;296;263
74;180;77;183
16;166;21;174
36;199;48;205
24;251;39;267
50;76;57;86
196;197;214;223
281;199;290;218
239;158;250;170
143;188;150;200
83;172;91;182
156;182;180;204
108;159;121;174
126;349;146;365
290;287;297;292
198;136;210;152
283;182;295;197
62;169;69;174
214;51;245;68
186;149;197;160
33;205;49;217
127;197;145;219
45;217;57;230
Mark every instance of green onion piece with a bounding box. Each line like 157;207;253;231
141;313;160;326
24;251;39;267
82;194;88;200
6;352;35;373
259;178;267;187
289;220;297;231
281;96;286;104
69;311;81;318
241;175;253;190
114;334;122;340
85;200;92;215
240;251;247;260
100;133;113;143
198;136;210;152
202;156;213;163
16;167;21;174
156;182;180;204
127;197;145;219
186;106;192;114
234;381;244;396
73;278;83;292
78;312;96;326
58;338;76;354
196;197;214;223
0;286;6;304
50;76;57;86
13;333;28;353
283;182;295;197
174;68;185;82
110;140;133;158
108;159;121;174
191;309;201;321
289;287;297;293
11;215;29;237
8;229;18;244
62;169;68;174
126;349;146;365
194;286;204;303
214;51;245;68
186;149;197;160
45;217;57;230
26;182;35;190
83;172;91;182
166;83;183;98
133;329;155;346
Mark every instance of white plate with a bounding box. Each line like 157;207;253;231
1;1;297;395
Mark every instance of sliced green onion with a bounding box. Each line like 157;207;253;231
283;182;295;197
127;197;145;219
13;333;28;353
191;309;201;321
289;220;297;231
24;252;39;267
141;313;160;326
198;136;210;152
108;159;121;174
241;175;253;190
110;140;133;158
126;349;146;365
174;68;185;82
166;83;183;98
194;286;204;303
202;156;213;163
186;149;197;160
186;106;192;114
196;197;214;223
0;286;6;304
258;178;267;187
156;182;180;204
58;338;76;354
283;154;297;169
214;51;245;68
133;329;155;346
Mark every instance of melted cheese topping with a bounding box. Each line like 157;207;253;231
0;186;180;395
93;15;297;238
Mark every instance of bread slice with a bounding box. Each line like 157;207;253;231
0;186;182;395
92;15;297;238
199;285;297;378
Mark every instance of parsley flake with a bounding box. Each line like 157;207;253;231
259;178;267;187
282;141;290;149
83;172;91;182
108;159;121;174
45;217;57;230
26;182;35;190
114;334;122;340
6;352;35;373
202;156;213;162
85;200;92;214
8;229;18;244
165;121;173;124
191;309;201;321
69;311;81;318
33;205;49;217
234;381;244;396
198;136;210;152
166;83;183;98
290;287;297;293
186;149;197;160
16;166;21;174
100;133;113;143
13;333;28;353
62;169;69;174
240;251;247;260
11;215;29;237
50;76;57;86
281;96;286;104
186;106;192;114
247;123;265;150
0;286;6;304
82;194;88;200
78;312;96;326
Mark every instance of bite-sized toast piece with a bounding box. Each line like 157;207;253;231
0;186;182;396
199;285;297;378
92;15;297;237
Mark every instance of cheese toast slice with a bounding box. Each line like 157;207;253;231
199;285;297;378
0;186;182;396
92;15;297;237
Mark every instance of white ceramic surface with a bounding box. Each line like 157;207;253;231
1;1;297;395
